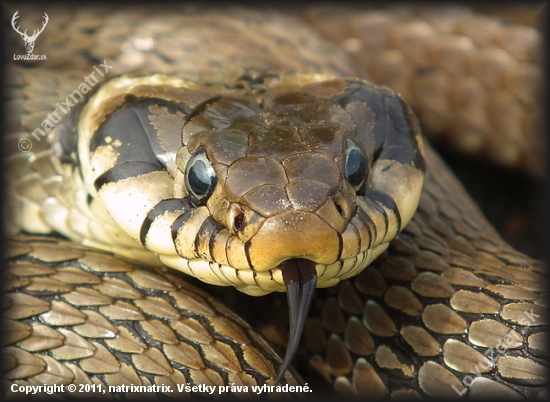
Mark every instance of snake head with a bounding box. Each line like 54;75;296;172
80;72;425;380
81;74;425;293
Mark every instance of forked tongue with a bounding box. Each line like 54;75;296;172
276;259;318;383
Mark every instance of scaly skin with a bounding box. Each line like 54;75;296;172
2;4;547;399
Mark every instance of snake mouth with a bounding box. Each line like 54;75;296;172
277;258;318;382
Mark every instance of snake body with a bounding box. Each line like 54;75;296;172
2;4;548;399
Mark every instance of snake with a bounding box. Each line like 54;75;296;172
2;3;548;400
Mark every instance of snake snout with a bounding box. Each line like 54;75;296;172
245;210;341;271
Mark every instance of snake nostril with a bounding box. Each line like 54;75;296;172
233;213;245;233
334;199;346;218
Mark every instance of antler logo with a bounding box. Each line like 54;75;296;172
11;10;49;54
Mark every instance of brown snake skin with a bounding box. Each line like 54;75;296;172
2;3;548;400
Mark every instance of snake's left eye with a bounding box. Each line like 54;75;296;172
185;148;218;205
344;138;367;191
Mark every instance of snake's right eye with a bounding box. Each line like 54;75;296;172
184;148;218;205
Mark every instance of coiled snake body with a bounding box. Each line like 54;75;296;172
2;4;548;399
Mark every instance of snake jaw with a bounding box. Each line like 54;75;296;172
278;258;318;383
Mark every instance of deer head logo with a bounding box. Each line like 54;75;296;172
11;10;49;54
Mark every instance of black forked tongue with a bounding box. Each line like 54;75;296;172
277;259;318;383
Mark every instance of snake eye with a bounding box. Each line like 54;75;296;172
185;148;218;205
344;138;367;190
